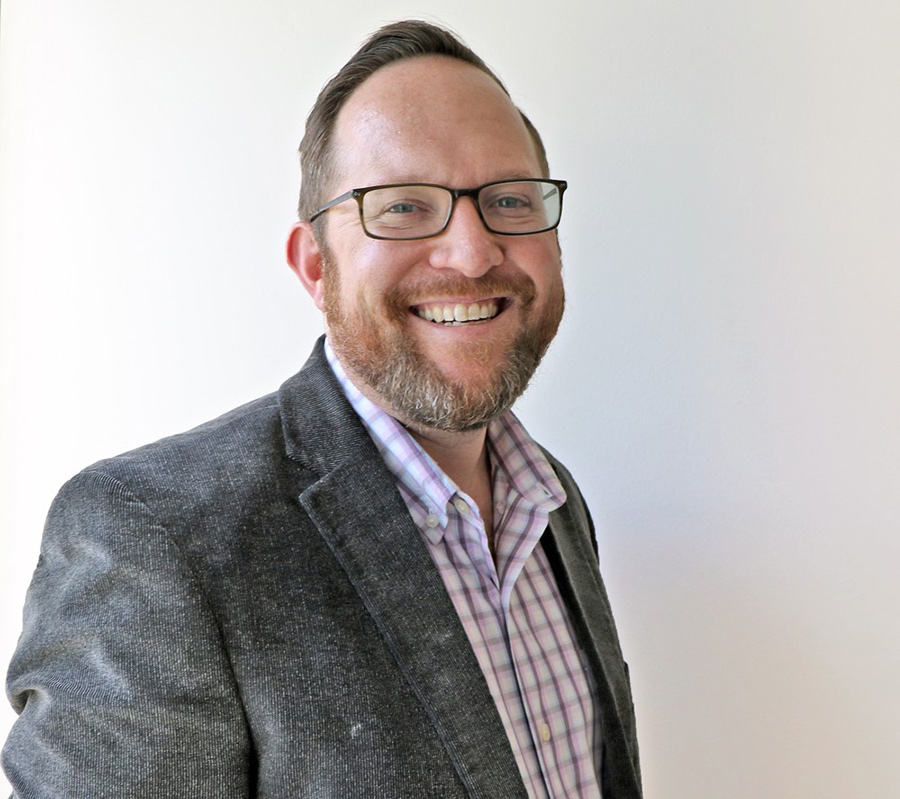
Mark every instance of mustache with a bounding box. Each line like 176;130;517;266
387;273;537;309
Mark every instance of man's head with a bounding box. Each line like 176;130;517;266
296;20;551;226
287;21;565;434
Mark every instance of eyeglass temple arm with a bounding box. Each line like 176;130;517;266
309;189;355;222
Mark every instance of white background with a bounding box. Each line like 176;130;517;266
2;1;899;796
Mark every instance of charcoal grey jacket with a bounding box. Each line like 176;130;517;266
4;337;642;798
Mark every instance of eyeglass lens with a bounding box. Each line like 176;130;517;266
360;180;561;239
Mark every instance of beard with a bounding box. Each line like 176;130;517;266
322;254;565;433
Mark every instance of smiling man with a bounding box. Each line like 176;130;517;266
287;53;567;540
4;21;642;799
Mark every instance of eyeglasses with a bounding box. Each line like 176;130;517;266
308;178;567;240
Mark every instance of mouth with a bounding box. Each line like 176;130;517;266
412;298;505;326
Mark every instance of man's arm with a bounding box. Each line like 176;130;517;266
3;468;253;797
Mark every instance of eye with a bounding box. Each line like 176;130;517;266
362;185;449;235
384;201;423;215
368;188;440;219
494;195;530;209
484;191;536;216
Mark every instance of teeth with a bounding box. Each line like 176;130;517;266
415;301;499;324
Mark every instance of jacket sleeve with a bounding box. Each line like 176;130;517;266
3;468;253;797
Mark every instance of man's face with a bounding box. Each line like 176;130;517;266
316;56;564;432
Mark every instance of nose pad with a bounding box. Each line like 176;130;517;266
428;197;502;277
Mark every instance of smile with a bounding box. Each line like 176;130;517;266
413;300;501;325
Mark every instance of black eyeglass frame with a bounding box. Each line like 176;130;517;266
307;178;568;241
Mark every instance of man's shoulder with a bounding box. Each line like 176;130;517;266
84;390;284;489
67;338;340;501
48;390;298;541
537;444;598;550
538;445;579;491
48;335;372;545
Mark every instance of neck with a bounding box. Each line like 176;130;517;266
408;423;495;549
405;423;489;491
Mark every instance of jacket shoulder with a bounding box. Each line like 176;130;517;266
86;391;282;485
540;446;599;557
47;387;316;564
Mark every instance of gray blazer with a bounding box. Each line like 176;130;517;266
4;338;642;798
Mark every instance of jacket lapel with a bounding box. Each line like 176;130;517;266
544;503;643;797
278;339;527;798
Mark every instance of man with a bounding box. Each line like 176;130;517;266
3;21;641;798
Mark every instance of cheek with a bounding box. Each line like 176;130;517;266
331;264;409;325
517;242;562;289
344;244;428;302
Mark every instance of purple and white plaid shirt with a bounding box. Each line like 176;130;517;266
325;341;602;798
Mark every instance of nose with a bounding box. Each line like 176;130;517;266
427;197;503;277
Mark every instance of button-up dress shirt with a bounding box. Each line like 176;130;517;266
326;341;603;798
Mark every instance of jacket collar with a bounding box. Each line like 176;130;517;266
277;336;377;476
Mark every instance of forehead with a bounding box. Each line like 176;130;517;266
330;56;542;188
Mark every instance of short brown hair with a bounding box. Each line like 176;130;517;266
297;20;550;222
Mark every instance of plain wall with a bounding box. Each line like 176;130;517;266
2;1;898;796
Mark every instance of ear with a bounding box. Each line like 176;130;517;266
286;221;327;311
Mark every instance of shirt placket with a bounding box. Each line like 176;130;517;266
441;492;551;799
505;553;601;799
498;503;567;797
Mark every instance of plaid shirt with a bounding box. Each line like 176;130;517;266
326;341;602;798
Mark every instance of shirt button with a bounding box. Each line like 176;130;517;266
453;498;469;515
425;514;440;529
539;723;552;742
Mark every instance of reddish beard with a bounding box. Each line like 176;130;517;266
323;262;564;432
